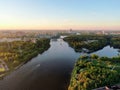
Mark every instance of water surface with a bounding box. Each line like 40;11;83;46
0;38;119;90
92;45;119;57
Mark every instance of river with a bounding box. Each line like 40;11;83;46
0;38;119;90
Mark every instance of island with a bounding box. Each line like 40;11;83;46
64;35;120;53
68;55;120;90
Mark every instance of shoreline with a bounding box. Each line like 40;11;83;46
0;49;49;79
0;39;50;79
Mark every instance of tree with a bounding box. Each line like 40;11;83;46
91;54;99;59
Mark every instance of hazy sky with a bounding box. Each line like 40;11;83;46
0;0;120;30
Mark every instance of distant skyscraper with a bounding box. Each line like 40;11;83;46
102;31;105;35
69;29;72;33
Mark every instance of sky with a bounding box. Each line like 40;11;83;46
0;0;120;30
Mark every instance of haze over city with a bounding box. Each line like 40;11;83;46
0;1;120;90
0;0;120;30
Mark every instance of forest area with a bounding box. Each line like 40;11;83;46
0;38;50;77
65;35;120;90
68;55;120;90
64;35;120;53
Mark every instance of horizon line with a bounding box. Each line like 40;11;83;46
0;29;120;31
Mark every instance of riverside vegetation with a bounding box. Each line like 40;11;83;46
0;38;50;77
68;55;120;90
65;35;120;90
64;35;120;52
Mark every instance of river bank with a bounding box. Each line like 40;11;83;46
64;35;120;90
0;38;50;79
64;35;120;53
0;38;119;90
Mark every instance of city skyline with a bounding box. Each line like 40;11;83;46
0;0;120;30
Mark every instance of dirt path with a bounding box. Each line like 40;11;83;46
0;59;9;71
